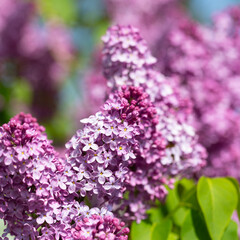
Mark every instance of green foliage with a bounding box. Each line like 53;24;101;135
44;112;74;146
197;177;238;240
11;79;32;105
165;185;187;226
221;220;238;240
37;0;77;25
151;219;172;240
226;177;240;220
130;177;240;240
146;207;165;223
131;218;173;240
131;220;152;240
181;210;211;240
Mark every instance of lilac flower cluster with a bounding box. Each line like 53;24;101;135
83;0;187;117
66;85;157;205
70;204;129;240
37;201;129;240
0;0;74;121
100;25;206;222
102;25;206;171
0;113;61;238
156;7;240;178
0;113;129;239
67;83;171;222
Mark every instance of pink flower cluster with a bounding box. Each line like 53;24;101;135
102;25;206;172
41;202;129;240
157;7;240;178
0;113;129;239
102;0;240;180
101;25;206;222
83;0;187;116
71;205;129;240
66;85;157;204
0;0;74;121
0;113;61;238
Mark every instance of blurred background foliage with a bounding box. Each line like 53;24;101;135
0;0;239;147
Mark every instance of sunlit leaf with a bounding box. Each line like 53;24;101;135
131;220;152;240
221;220;238;240
151;219;172;240
197;177;238;240
181;210;211;240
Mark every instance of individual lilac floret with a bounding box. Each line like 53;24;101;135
156;7;240;179
0;113;64;239
102;25;206;222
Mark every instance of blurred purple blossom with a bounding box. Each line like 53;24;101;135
0;0;74;121
157;6;240;178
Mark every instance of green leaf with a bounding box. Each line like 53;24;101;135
177;178;195;199
181;186;200;211
166;187;187;226
197;177;238;240
131;220;152;240
181;210;211;240
221;220;238;240
151;219;172;240
167;233;179;240
147;207;165;223
227;177;240;220
177;179;199;210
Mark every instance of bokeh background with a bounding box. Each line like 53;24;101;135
1;0;240;236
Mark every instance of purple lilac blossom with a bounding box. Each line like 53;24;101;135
83;0;187;117
0;113;129;239
102;25;206;222
0;0;34;59
70;205;129;240
43;202;129;240
65;85;157;207
19;21;74;121
0;0;74;121
0;113;63;238
156;7;240;179
102;25;206;174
